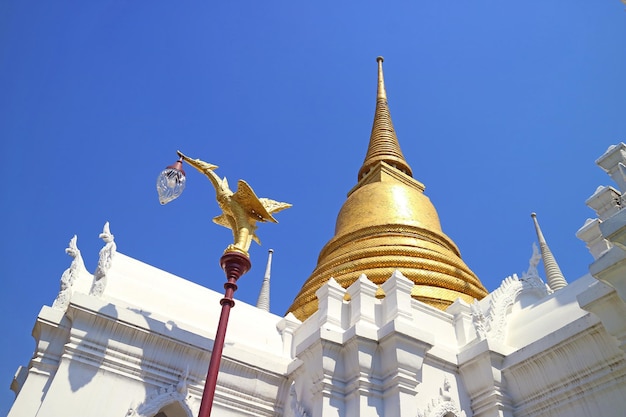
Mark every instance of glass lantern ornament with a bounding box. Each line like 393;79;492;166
156;158;186;205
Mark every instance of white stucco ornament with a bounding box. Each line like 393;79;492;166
470;244;551;343
288;382;311;417
90;222;116;297
126;371;197;417
485;272;549;341
52;235;86;311
524;242;542;279
470;299;487;341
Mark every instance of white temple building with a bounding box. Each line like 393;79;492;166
7;59;626;417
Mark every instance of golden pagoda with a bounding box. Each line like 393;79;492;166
288;57;488;321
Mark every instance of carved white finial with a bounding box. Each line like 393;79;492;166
256;249;273;311
100;221;114;243
531;213;567;291
90;222;117;297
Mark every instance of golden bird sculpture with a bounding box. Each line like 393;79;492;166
177;151;292;256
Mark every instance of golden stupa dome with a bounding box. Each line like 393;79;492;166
287;57;488;321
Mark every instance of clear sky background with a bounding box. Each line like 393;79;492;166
1;1;625;413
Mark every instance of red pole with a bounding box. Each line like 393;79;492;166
197;251;251;417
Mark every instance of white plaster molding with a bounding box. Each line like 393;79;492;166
381;269;414;324
52;235;87;311
586;185;622;221
346;273;378;327
277;312;302;358
126;371;197;417
316;277;346;330
458;340;514;417
578;281;626;352
590;246;626;304
448;298;474;346
342;333;380;403
598;205;626;249
29;306;70;379
379;330;429;396
596;142;626;193
300;337;346;415
90;222;117;297
576;218;612;260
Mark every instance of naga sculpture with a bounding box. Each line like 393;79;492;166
175;151;291;256
90;222;116;297
52;235;85;311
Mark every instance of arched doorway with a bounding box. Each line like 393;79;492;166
153;402;191;417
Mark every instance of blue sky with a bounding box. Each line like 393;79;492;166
1;1;625;413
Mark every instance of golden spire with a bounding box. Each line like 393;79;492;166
358;56;413;180
287;58;487;321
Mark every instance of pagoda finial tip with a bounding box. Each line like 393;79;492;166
376;56;387;100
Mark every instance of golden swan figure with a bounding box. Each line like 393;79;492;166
177;151;291;256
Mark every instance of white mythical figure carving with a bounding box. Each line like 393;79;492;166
440;376;452;401
416;377;467;417
521;242;553;294
52;235;86;311
470;299;487;341
126;369;196;417
289;382;310;417
90;222;116;297
523;242;541;278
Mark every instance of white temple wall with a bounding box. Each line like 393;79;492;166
8;307;70;417
9;244;626;417
502;319;626;417
34;362;145;417
9;251;293;417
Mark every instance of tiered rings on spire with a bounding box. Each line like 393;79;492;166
358;57;413;180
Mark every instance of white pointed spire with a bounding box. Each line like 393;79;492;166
531;213;568;291
256;249;273;312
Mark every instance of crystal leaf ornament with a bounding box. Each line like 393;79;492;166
156;158;186;205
